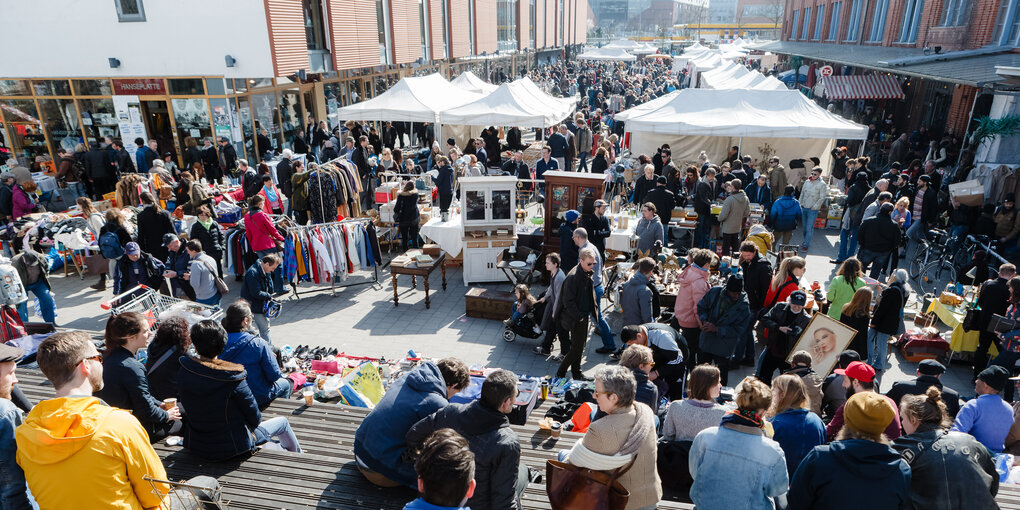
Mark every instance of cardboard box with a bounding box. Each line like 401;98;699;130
949;180;984;207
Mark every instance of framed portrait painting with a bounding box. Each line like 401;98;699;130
785;313;858;376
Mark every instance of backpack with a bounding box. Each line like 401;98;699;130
99;230;124;259
71;156;87;183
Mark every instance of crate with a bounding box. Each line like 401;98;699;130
814;217;827;229
422;244;441;257
465;287;514;320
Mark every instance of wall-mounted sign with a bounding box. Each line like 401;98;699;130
112;78;166;95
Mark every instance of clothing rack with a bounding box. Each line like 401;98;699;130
280;217;380;300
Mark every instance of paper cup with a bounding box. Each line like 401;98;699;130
303;390;314;406
163;398;177;410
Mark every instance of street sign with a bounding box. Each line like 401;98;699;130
819;65;834;76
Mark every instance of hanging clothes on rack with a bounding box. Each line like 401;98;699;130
308;169;338;224
279;219;379;287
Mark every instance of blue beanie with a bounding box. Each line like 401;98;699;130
565;210;580;223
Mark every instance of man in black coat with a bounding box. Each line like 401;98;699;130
885;359;961;417
974;263;1017;379
256;129;275;161
501;151;530;182
738;241;773;365
136;192;175;261
693;168;718;248
201;138;223;184
644;176;676;239
407;370;527;510
0;172;14;221
580;199;611;258
276;150;294;200
382;121;398;150
352;135;374;211
555;248;598;380
113;242;166;296
218;137;237;178
856;203;900;279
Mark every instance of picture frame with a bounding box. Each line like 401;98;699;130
785;313;858;376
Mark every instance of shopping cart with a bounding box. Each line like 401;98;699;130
100;285;223;330
144;475;227;509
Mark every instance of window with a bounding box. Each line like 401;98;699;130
814;5;824;39
827;2;842;40
419;0;431;61
440;0;450;58
376;0;392;64
898;0;924;42
468;0;476;54
845;0;862;41
791;9;800;39
497;0;518;52
32;80;72;96
115;0;145;22
303;0;328;50
940;0;969;26
801;7;812;39
167;78;204;96
560;0;565;45
530;0;536;47
868;0;889;40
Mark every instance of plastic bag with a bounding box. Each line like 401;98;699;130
46;247;63;272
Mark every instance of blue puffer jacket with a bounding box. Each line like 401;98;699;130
240;262;273;313
220;331;285;407
353;362;451;487
770;195;802;232
177;355;266;461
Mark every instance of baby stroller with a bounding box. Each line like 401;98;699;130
502;299;546;343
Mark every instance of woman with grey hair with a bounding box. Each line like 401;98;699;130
561;365;661;510
868;268;910;371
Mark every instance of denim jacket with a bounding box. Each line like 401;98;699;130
689;423;789;510
0;398;36;509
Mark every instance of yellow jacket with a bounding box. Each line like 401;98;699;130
15;396;169;510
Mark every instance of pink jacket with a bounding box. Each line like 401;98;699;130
258;184;284;213
244;208;284;252
674;263;710;328
12;186;34;219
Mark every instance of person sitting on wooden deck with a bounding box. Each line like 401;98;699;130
355;358;471;488
404;428;476;510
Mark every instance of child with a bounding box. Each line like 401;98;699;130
505;284;537;327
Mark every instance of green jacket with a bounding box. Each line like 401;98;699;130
290;171;311;211
12;249;49;290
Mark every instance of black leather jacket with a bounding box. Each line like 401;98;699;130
892;426;999;510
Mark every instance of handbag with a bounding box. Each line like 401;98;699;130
201;260;229;295
962;307;979;332
546;456;635;510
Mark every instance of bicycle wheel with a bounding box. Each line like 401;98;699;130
918;260;954;295
909;246;930;279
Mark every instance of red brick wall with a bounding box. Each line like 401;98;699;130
946;85;977;135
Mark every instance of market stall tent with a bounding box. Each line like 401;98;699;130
613;90;680;122
699;63;751;87
622;88;868;171
578;47;637;61
441;82;571;128
451;71;498;95
334;73;483;123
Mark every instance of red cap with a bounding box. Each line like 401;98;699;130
834;361;876;383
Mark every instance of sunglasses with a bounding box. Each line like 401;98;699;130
82;353;103;364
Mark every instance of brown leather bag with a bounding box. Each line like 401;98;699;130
546;456;635;510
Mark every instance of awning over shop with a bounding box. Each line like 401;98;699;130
821;74;904;100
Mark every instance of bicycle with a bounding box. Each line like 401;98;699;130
909;229;950;279
915;234;995;295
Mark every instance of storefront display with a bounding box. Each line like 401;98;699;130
171;98;212;149
37;98;82;154
1;99;47;165
541;170;605;255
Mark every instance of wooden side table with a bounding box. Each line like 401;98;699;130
390;251;447;309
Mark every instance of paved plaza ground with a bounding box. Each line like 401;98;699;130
41;225;978;397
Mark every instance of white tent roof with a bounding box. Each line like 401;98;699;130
511;77;578;115
632;43;659;55
578;46;637;61
334;73;482;123
623;89;869;139
614;90;680;122
440;82;571;127
451;71;498;95
754;76;789;91
700;63;750;86
688;52;724;71
605;40;641;49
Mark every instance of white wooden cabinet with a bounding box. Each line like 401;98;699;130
460;176;518;284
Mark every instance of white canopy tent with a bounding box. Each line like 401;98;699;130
613;90;680;122
512;77;579;114
605;40;641;49
705;70;788;91
699;63;751;87
631;43;660;55
578;46;637;61
451;71;498;95
621;89;869;171
441;81;571;128
334;73;483;123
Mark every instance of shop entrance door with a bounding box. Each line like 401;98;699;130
140;100;175;161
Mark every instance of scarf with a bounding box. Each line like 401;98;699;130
721;408;764;430
264;185;279;203
197;218;214;230
618;403;655;456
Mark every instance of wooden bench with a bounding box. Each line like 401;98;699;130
13;368;692;509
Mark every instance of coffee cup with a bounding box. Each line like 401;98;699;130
550;421;561;438
303;390;314;406
163;398;177;410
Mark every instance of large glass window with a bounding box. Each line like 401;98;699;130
898;0;924;43
868;0;890;41
791;10;800;39
78;98;119;147
801;7;812;39
992;0;1015;44
498;0;518;52
939;0;969;26
1;100;48;165
845;0;863;41
0;80;31;96
251;92;280;157
37;99;82;154
171;99;211;158
278;89;303;150
440;0;450;58
827;2;842;40
559;0;565;45
237;97;255;162
324;82;341;127
468;0;476;54
32;80;72;96
814;5;824;39
530;0;536;48
115;0;146;22
73;79;112;96
419;0;431;61
168;79;204;96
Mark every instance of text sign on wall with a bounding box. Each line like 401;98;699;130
112;78;166;95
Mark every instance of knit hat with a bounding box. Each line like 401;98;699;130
843;392;896;436
789;290;807;306
978;365;1009;391
726;274;743;292
564;210;580;223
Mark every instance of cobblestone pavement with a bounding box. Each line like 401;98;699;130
40;226;976;395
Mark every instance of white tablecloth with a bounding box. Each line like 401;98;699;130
420;215;463;256
31;174;57;193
